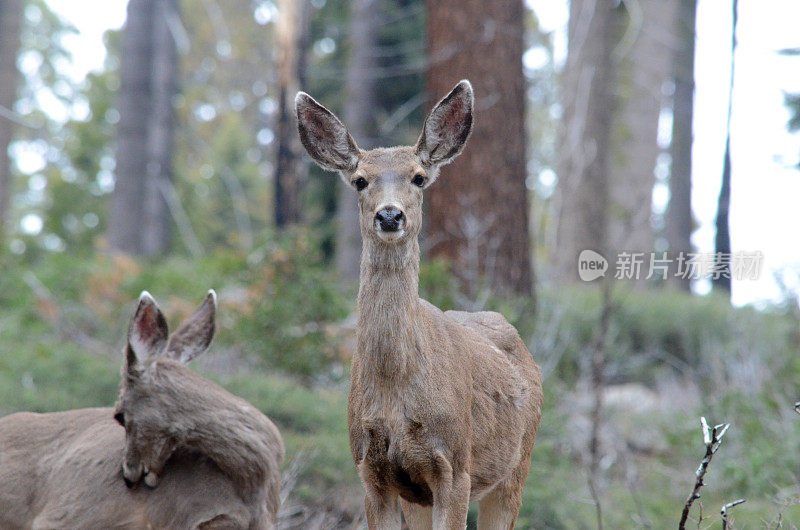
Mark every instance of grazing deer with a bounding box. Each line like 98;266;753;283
0;291;284;529
296;80;543;529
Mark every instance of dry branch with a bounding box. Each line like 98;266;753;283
720;498;745;529
678;416;731;529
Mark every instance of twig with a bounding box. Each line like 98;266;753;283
720;499;745;529
678;417;731;529
587;275;613;530
22;271;107;355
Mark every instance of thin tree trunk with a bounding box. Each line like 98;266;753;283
274;0;308;228
337;0;382;284
553;0;622;283
0;0;24;242
606;0;678;283
713;0;738;295
426;0;533;298
666;0;697;291
109;0;156;255
110;0;178;256
142;0;178;256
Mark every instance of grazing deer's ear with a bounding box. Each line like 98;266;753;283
165;289;216;364
126;291;169;373
416;80;474;167
295;92;361;173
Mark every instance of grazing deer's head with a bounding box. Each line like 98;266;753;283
115;290;217;488
296;80;474;246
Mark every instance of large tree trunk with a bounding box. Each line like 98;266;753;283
426;0;533;297
0;0;23;242
109;0;178;256
606;0;678;276
336;0;382;284
666;0;697;291
274;0;308;228
552;0;622;283
713;0;738;296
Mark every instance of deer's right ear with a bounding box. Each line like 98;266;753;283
295;92;360;173
125;291;169;374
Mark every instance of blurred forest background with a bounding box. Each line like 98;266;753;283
0;0;799;527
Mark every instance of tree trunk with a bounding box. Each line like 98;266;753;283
274;0;308;228
142;0;178;255
337;0;382;284
0;0;23;242
426;0;533;297
109;0;178;256
666;0;697;291
109;0;154;255
606;0;678;279
713;0;737;295
552;0;622;283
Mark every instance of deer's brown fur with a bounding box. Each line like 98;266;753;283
296;80;543;529
0;292;284;529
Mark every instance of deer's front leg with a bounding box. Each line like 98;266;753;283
364;491;402;530
432;466;471;530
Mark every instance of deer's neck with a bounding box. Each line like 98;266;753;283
356;237;421;378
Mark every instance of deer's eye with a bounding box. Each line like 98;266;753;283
114;412;125;427
411;174;427;188
352;177;368;191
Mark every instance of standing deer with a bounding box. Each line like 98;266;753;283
0;291;284;529
296;80;543;529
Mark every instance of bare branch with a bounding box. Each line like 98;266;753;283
678;417;732;529
720;498;745;529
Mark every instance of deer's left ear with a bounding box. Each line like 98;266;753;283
416;80;474;167
165;290;217;364
126;292;169;374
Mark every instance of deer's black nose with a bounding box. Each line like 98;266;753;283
375;208;404;232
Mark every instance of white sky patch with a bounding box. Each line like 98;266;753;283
44;0;128;82
20;213;43;235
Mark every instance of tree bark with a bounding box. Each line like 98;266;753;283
337;0;382;284
109;0;178;256
666;0;697;291
274;0;308;228
0;0;23;242
426;0;533;297
552;0;622;283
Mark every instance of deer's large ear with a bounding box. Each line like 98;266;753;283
165;290;216;364
126;292;169;373
416;80;474;167
295;92;361;173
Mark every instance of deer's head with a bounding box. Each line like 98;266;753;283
114;290;216;488
296;80;473;246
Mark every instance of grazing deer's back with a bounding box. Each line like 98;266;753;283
0;407;263;529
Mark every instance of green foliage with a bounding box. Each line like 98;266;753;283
232;230;351;377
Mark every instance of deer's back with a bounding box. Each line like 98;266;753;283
0;408;263;529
